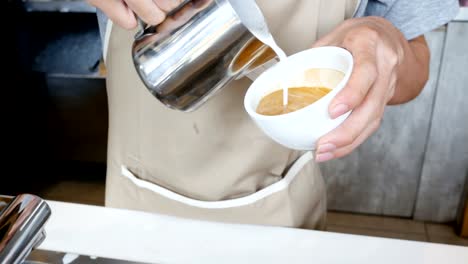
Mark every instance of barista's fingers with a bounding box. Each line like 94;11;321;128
124;0;166;25
316;103;372;161
329;46;377;119
87;0;137;29
329;25;383;118
316;70;390;162
318;118;381;162
153;0;185;12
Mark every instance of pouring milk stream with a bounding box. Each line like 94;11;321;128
228;0;290;106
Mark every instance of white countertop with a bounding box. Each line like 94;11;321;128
39;201;468;264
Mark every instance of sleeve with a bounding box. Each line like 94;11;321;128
365;0;460;40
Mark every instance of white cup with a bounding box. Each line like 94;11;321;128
244;46;354;150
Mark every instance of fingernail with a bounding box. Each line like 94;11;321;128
317;143;336;154
316;152;335;163
330;104;349;119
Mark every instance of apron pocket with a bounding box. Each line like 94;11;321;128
118;151;325;228
121;152;314;209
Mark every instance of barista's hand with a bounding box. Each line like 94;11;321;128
312;16;430;162
87;0;184;29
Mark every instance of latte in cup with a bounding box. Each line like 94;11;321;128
256;68;345;116
244;47;353;150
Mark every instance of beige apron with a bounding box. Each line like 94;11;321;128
104;0;359;230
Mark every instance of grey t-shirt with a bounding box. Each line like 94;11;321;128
354;0;460;40
97;0;460;42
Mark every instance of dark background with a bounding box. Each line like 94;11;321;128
0;1;107;194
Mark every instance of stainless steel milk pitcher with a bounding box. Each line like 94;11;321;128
132;0;276;112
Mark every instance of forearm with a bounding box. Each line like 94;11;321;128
388;35;430;105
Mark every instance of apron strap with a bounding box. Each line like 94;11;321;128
103;20;113;65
